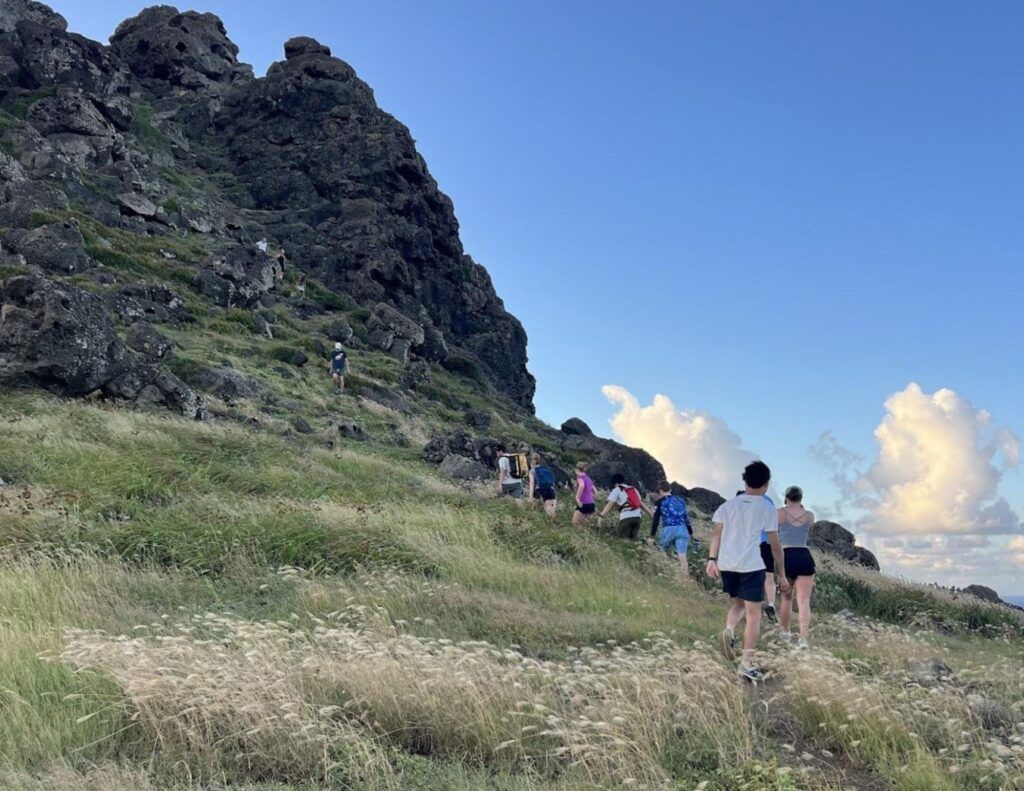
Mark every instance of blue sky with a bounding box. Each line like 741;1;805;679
55;1;1024;592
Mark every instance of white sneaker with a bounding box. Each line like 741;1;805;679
778;630;793;644
718;628;736;661
738;664;765;683
797;637;810;650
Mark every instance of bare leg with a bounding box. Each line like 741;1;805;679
726;598;745;633
572;509;584;526
764;574;776;610
544;498;557;519
779;582;794;633
742;600;762;666
796;576;814;638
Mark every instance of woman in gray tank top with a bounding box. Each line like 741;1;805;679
777;485;816;648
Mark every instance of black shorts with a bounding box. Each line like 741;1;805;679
576;503;596;514
759;542;775;573
783;547;816;579
721;569;766;603
533;485;556;502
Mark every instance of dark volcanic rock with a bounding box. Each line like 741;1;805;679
0;274;130;393
0;274;203;417
438;453;489;481
963;584;1001;604
2;221;93;274
109;6;252;96
126;321;172;359
671;484;726;516
560;417;593;437
811;520;880;570
284;36;330;59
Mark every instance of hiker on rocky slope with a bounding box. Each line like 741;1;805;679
648;481;694;571
528;454;558;518
707;461;789;682
329;342;348;395
496;451;526;500
777;486;816;648
597;473;654;539
572;462;597;526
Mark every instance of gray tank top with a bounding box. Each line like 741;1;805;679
779;511;813;548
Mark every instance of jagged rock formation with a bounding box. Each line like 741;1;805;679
0;1;534;410
810;520;879;570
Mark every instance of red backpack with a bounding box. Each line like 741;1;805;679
618;485;642;511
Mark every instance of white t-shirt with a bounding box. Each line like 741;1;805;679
712;494;778;572
607;485;642;520
498;456;521;485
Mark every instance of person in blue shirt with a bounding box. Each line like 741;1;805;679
648;482;695;572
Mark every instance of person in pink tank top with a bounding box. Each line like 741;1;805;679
572;462;597;526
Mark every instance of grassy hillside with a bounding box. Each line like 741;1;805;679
1;393;1023;790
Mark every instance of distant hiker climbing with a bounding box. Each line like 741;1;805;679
649;481;694;572
597;473;653;539
572;462;596;526
528;453;558;518
329;342;348;394
706;461;789;683
496;450;528;500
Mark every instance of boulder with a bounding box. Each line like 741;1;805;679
810;521;880;570
105;365;206;420
422;430;504;469
183;363;263;401
335;421;367;441
671;484;726;516
126;321;172;359
2;222;92;274
117;192;157;218
284;36;331;59
438;453;489;481
400;359;430;390
366;302;424;361
109;6;253;94
0;180;69;228
291;416;314;434
560;417;593;437
325;317;353;344
197;245;281;308
0;274;131;393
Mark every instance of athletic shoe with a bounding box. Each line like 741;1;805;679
718;628;736;661
778;630;793;644
764;603;777;623
797;637;809;650
738;665;764;683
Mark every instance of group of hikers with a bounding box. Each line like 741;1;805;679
497;453;814;682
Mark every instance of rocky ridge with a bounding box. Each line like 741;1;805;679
0;0;533;412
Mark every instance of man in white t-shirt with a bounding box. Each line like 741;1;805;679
706;461;789;682
597;473;654;539
496;451;524;500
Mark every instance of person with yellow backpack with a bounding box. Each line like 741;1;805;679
496;450;527;500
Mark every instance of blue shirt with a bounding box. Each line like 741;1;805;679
759;494;775;543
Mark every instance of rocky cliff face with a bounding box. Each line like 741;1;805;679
0;1;534;409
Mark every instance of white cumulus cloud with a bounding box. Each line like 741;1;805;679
601;385;759;494
817;383;1021;536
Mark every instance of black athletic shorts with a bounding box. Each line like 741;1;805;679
533;485;556;502
576;503;596;514
759;542;775;573
783;547;816;579
721;569;766;603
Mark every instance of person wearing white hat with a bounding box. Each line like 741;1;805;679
329;342;348;395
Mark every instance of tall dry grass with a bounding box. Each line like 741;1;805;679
59;605;754;788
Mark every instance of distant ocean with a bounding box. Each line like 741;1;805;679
1004;595;1024;608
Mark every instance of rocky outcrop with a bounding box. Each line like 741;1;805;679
671;484;725;517
438;454;489;481
0;1;537;415
962;584;1002;605
811;521;880;570
560;417;593;437
0;274;203;417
